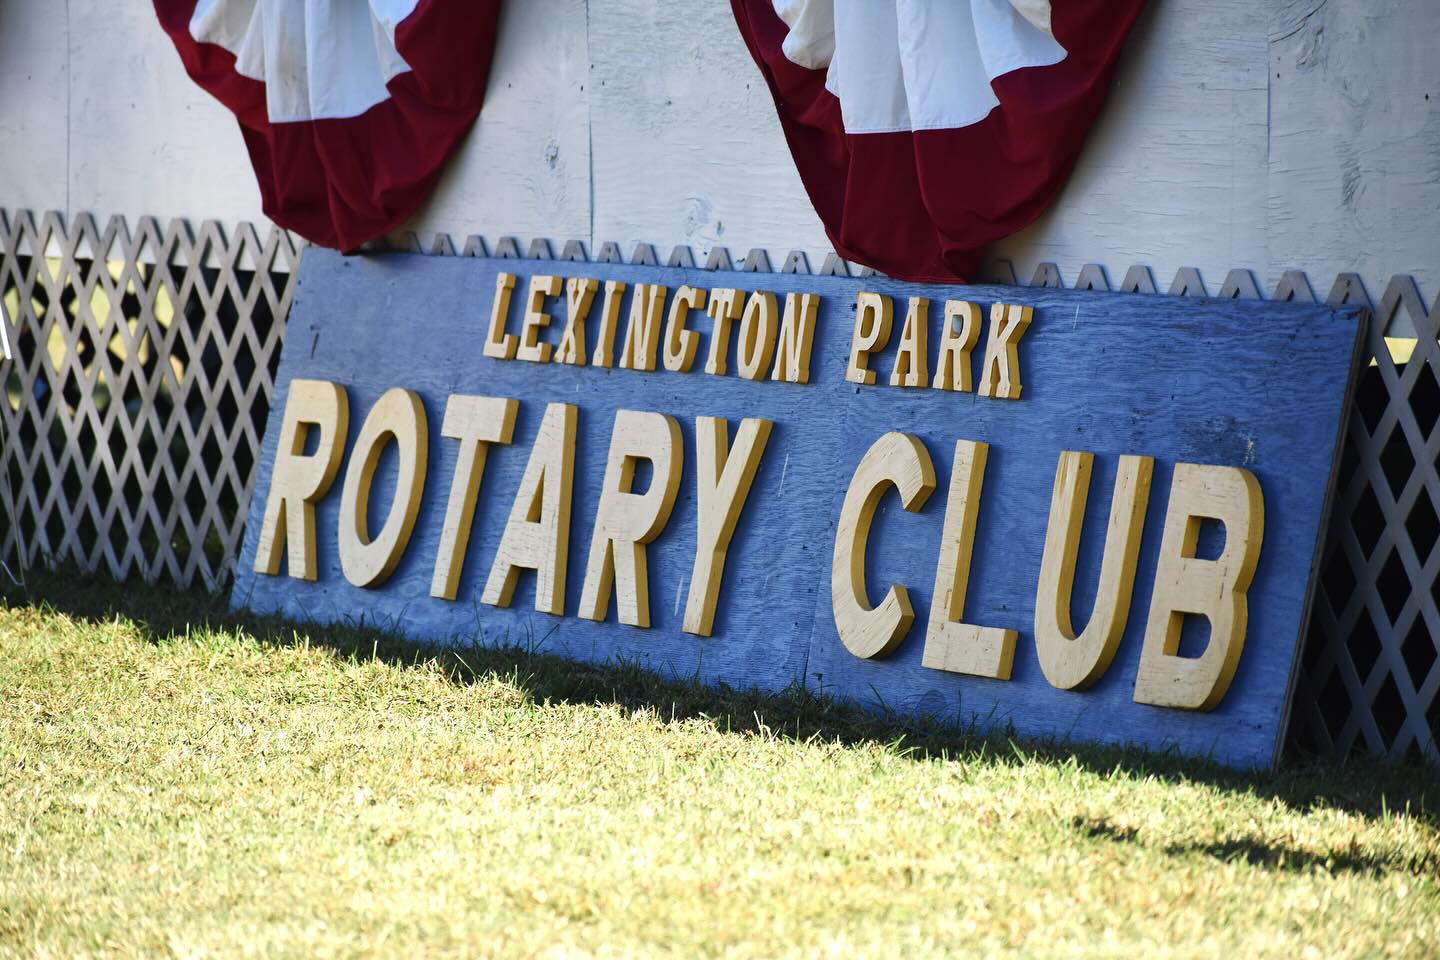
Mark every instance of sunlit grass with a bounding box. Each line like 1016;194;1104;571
0;572;1436;958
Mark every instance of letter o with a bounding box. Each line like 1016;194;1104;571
736;291;779;382
338;388;429;588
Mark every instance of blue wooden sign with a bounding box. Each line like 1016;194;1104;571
232;249;1365;768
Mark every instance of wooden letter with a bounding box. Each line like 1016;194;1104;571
554;276;598;366
922;440;1018;679
1134;464;1264;711
736;290;779;382
704;288;743;376
578;410;683;627
831;432;936;659
663;285;707;372
482;403;578;615
516;274;562;364
770;292;819;384
684;416;774;637
846;292;894;385
483;272;519;360
890;296;930;388
619;283;668;372
933;300;982;393
337;387;429;589
591;280;626;368
1034;452;1154;690
977;303;1033;400
254;379;349;580
430;395;518;601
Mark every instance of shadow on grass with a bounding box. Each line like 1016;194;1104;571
1074;815;1434;879
6;568;1438;844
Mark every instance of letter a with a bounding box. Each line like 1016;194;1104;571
482;403;578;615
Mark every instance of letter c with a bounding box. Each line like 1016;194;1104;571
831;432;936;659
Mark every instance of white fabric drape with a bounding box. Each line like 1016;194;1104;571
772;0;1067;134
189;0;422;123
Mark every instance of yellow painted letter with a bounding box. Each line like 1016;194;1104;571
554;276;598;366
1034;452;1153;690
1133;464;1264;711
922;440;1018;679
832;432;936;658
846;292;894;385
684;416;774;636
516;274;562;363
254;379;349;580
770;292;819;384
663;285;707;372
977;303;1032;400
705;288;743;376
736;290;779;382
337;388;429;589
484;272;519;360
578;410;683;627
933;300;981;393
430;395;518;601
482;403;578;616
890;296;930;388
619;284;668;372
591;280;626;368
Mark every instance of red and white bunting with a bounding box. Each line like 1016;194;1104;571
155;0;501;251
732;0;1149;281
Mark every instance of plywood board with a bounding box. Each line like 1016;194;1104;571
233;249;1365;768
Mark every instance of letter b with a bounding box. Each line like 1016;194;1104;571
1133;464;1264;711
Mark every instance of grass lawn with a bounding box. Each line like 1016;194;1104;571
1;572;1436;958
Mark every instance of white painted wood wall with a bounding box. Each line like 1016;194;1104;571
2;0;1437;296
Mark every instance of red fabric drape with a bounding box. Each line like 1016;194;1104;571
731;1;1148;282
154;1;501;251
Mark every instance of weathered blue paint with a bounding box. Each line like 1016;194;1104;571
232;249;1365;768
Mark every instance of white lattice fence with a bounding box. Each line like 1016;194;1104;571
0;209;1435;760
0;210;299;590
